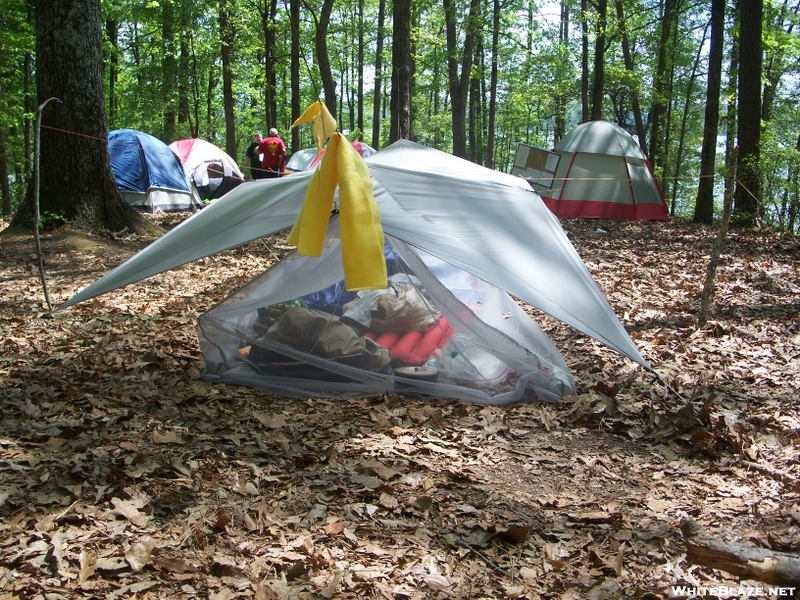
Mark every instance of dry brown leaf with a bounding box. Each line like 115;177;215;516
125;541;153;572
111;497;148;527
324;521;344;535
78;550;97;584
153;430;184;444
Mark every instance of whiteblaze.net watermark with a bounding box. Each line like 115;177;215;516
669;585;797;597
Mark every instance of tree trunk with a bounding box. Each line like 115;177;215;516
554;1;568;142
724;9;738;224
260;0;279;130
589;0;607;121
485;0;501;169
0;125;10;216
357;0;365;137
648;0;677;170
580;0;589;122
468;35;483;163
694;0;725;225
291;0;301;151
105;19;118;129
313;0;337;121
444;0;481;158
390;0;412;142
371;0;386;148
178;32;192;131
24;0;34;178
220;0;237;159
672;21;707;216
761;3;799;123
615;0;645;152
734;0;763;224
11;0;141;233
162;0;177;142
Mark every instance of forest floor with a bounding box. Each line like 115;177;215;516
0;213;799;600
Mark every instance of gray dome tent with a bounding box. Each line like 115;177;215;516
532;121;668;221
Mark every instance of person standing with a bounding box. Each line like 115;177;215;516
244;132;263;179
258;127;287;178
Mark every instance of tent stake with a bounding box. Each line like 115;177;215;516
698;147;738;327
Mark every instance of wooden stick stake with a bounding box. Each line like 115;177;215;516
33;97;59;313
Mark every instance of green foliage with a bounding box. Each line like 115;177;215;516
0;0;35;203
38;211;67;230
0;0;796;233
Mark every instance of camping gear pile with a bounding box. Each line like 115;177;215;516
169;138;244;201
107;129;203;213
64;133;650;405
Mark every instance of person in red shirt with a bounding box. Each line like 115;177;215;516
257;128;286;178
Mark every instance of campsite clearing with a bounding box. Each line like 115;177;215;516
0;215;798;599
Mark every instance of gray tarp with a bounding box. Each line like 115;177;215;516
60;139;649;370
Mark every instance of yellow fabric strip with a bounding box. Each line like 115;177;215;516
336;135;387;291
287;132;386;291
286;135;339;256
290;100;337;153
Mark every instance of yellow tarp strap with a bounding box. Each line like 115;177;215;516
287;132;387;291
291;100;337;154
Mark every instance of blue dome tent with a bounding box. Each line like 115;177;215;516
108;129;203;213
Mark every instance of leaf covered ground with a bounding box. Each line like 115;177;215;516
1;214;799;600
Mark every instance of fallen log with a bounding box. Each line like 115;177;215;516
681;520;800;586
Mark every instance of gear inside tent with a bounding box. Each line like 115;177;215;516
169;138;244;201
198;218;575;404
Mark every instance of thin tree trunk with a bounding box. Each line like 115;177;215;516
486;0;501;169
589;0;607;121
694;0;725;224
312;0;337;120
357;0;364;136
290;0;301;151
761;2;799;123
371;0;385;148
468;35;483;163
261;0;279;129
444;0;481;158
390;0;412;142
178;32;192;130
672;22;708;216
648;0;677;170
580;0;589;122
220;0;237;158
615;0;645;151
734;0;763;223
554;1;568;142
162;0;177;142
698;148;737;327
0;124;10;216
725;10;738;221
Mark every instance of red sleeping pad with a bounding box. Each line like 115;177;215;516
370;316;453;365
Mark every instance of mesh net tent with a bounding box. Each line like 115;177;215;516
198;219;574;405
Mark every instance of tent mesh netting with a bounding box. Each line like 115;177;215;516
198;219;575;405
